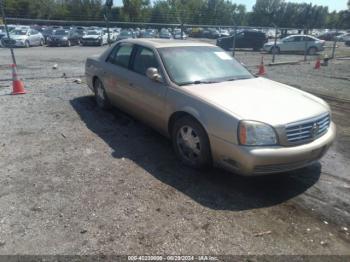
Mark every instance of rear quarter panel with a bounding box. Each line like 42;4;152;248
85;56;103;92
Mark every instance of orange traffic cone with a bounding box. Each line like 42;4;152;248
11;64;26;95
258;56;266;76
314;56;321;70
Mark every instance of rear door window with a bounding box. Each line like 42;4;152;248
107;44;133;68
294;36;303;42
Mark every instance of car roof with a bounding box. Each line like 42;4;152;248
118;38;213;48
285;34;316;38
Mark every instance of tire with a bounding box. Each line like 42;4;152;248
270;46;279;54
25;40;30;48
94;78;110;110
40;39;44;46
172;116;212;169
67;40;71;47
308;47;317;55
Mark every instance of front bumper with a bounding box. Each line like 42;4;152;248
211;122;336;176
2;39;26;47
47;39;68;46
81;39;101;45
263;45;273;52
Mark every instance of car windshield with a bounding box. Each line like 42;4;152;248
54;30;69;36
11;30;27;35
87;30;99;35
158;46;253;86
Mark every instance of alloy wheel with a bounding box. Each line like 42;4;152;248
176;125;202;165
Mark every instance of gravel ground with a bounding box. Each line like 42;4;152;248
0;44;349;256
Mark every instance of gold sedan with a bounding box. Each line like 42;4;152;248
85;39;335;175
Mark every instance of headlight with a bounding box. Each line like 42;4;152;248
238;120;277;146
62;37;68;40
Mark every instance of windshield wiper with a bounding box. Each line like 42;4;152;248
224;77;251;82
179;80;219;86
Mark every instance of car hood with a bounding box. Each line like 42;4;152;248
83;35;100;39
182;77;329;126
8;35;27;40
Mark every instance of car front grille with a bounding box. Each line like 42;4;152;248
83;38;98;41
285;113;330;144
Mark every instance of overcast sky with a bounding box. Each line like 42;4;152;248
113;0;348;12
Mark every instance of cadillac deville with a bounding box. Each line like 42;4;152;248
85;39;335;175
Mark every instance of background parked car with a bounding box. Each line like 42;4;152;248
263;35;325;55
81;30;107;46
219;29;230;37
216;30;267;51
159;29;173;39
336;33;350;42
318;31;344;41
1;28;44;48
141;29;158;38
47;29;81;47
102;28;117;42
41;27;57;44
116;30;135;41
73;27;87;41
173;29;187;40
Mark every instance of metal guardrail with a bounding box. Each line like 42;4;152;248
5;17;347;32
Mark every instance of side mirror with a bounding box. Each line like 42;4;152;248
146;67;162;82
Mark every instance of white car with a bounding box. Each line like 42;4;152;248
103;28;117;42
173;29;187;40
81;30;108;46
336;33;350;42
263;35;325;55
1;28;44;48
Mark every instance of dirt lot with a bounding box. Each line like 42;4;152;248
0;44;349;256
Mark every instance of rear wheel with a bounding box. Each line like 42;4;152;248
94;78;110;110
308;47;317;55
253;46;260;51
172;116;212;169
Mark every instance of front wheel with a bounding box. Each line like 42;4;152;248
172;116;212;169
25;40;30;48
67;40;71;47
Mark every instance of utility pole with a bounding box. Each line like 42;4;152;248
272;23;278;64
105;0;113;46
0;0;17;65
232;25;237;57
